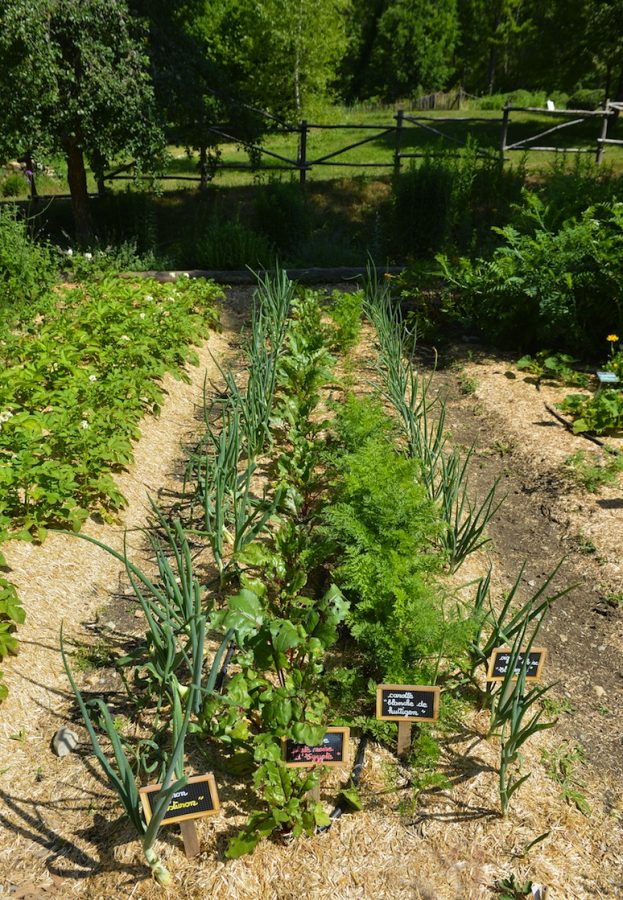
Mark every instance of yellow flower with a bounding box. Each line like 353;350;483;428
384;272;394;280
607;334;619;342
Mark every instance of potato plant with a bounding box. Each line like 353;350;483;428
0;273;221;699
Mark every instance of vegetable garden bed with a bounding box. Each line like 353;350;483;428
0;275;620;898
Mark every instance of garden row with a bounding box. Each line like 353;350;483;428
63;270;568;884
0;261;223;697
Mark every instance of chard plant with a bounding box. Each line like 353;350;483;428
195;283;347;856
202;580;347;857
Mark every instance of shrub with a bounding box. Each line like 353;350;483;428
253;178;311;253
194;219;275;270
567;88;604;110
536;155;623;229
390;147;524;259
438;195;623;357
1;173;26;198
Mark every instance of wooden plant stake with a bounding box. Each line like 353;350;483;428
376;684;440;757
397;721;413;757
486;648;546;684
179;820;200;858
282;728;350;805
139;773;220;860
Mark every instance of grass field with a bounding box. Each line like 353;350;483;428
3;104;623;199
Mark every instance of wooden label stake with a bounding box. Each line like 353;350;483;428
376;684;440;757
179;820;200;858
486;647;547;683
397;721;412;757
139;772;220;859
282;727;350;768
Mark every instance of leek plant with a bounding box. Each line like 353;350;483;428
189;405;281;586
61;621;203;885
364;266;502;570
185;269;294;577
468;561;569;684
219;266;294;456
488;618;554;816
77;511;210;708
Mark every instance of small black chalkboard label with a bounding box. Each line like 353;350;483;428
486;647;547;682
283;727;349;768
376;684;440;722
139;774;220;826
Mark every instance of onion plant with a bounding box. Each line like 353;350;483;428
364;265;502;570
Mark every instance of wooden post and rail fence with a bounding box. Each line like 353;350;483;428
6;102;621;202
100;101;619;192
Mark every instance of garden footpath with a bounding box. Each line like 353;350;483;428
0;292;620;899
427;348;623;773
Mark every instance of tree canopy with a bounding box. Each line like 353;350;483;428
0;0;163;243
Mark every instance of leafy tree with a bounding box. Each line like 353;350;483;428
0;0;164;244
222;0;350;117
353;0;459;100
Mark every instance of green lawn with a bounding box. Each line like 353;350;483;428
3;104;622;199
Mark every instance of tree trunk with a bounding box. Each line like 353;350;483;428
348;0;387;101
64;139;93;247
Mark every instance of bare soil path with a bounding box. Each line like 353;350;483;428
424;346;623;777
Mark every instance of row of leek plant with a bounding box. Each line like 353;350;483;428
185;269;294;586
61;272;298;879
364;267;567;815
364;268;502;571
63;506;232;884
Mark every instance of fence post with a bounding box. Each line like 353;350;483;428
500;103;510;164
298;120;308;185
25;154;38;201
596;102;610;165
199;145;208;190
394;108;404;177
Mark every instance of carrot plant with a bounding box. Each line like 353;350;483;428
323;395;478;686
